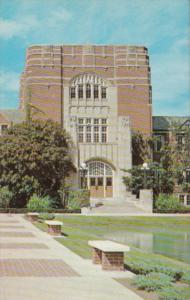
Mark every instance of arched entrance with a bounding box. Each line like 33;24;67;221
85;161;113;198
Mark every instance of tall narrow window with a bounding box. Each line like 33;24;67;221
78;85;83;99
94;85;99;99
94;126;99;142
70;87;75;98
86;84;91;99
101;126;107;143
101;87;106;99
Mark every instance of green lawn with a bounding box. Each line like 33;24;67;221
35;215;190;269
35;215;190;300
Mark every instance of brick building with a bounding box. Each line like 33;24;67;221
18;44;152;201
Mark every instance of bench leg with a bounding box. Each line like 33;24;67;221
102;252;124;271
47;225;62;236
92;247;102;264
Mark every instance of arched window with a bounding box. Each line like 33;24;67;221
70;74;108;100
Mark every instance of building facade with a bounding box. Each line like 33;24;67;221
18;45;152;200
153;116;190;206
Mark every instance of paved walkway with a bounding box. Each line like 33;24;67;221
0;214;142;300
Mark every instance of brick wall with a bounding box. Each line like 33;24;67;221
20;45;152;136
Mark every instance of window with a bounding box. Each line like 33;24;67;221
94;132;99;142
78;84;83;98
70;74;108;101
86;84;91;99
77;118;107;144
101;87;106;99
86;133;91;143
179;194;185;204
70;87;75;98
94;85;99;99
101;126;107;143
154;135;164;152
101;133;107;143
176;134;184;145
187;195;190;206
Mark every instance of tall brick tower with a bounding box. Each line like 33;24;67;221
20;45;152;135
20;45;152;201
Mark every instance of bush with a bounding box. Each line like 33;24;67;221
38;213;55;221
155;194;182;211
181;272;190;284
132;272;174;291
126;251;183;280
68;189;90;210
158;286;190;300
0;186;13;209
27;194;52;212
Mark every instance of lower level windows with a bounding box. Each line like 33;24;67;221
77;118;107;143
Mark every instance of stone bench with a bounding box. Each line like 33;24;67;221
88;240;130;271
45;220;63;236
26;212;39;222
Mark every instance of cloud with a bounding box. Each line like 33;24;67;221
0;71;19;92
0;16;39;39
51;8;73;22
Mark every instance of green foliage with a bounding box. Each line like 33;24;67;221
27;194;52;212
0;186;13;208
132;272;174;291
39;213;55;221
181;271;190;284
158;286;190;300
68;189;90;210
155;194;181;210
0;120;75;207
126;251;183;280
132;131;150;166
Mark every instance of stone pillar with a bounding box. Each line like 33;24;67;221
139;189;153;212
92;248;102;264
47;225;62;236
102;252;124;271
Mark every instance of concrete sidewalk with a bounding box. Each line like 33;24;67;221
0;214;142;300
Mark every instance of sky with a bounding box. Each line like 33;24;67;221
0;0;189;116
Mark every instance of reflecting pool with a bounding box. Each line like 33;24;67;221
105;229;190;264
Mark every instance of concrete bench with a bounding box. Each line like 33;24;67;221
26;212;39;222
88;240;130;271
45;220;63;236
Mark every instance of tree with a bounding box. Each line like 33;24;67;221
132;131;151;166
0;120;75;207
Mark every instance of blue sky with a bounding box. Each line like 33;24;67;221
0;0;189;116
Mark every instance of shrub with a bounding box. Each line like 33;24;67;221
155;194;181;211
27;194;52;212
126;252;183;280
68;189;90;210
181;272;190;284
0;186;13;209
158;286;190;300
39;213;55;221
132;272;174;291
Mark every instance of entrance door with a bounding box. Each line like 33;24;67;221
89;177;104;198
105;177;113;197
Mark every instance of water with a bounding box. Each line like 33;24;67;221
105;229;190;264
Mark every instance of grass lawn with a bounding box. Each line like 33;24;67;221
35;215;190;300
